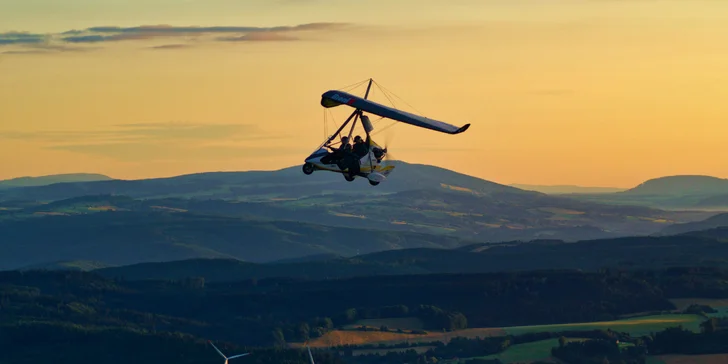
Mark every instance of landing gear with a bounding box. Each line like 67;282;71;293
368;180;380;186
344;172;356;182
302;163;314;175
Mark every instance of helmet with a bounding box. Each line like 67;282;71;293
354;135;362;142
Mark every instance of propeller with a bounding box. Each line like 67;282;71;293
380;129;396;165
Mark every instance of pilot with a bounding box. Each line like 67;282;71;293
338;136;352;153
321;136;351;164
352;135;369;158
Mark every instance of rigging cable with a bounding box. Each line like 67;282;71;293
337;78;370;93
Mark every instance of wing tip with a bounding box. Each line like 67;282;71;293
453;123;470;134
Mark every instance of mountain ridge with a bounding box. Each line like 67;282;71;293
0;173;113;189
621;175;728;196
0;161;537;202
509;184;626;194
86;231;728;282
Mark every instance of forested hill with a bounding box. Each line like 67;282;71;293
91;232;728;282
3;267;728;363
0;173;112;189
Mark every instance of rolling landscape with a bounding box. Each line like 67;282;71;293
4;1;728;363
3;162;728;364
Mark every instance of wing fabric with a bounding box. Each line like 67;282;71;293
320;90;470;135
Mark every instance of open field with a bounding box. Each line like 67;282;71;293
648;354;728;364
476;338;585;364
503;314;705;337
299;313;705;349
299;328;507;348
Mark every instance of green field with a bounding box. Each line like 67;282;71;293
475;338;563;364
307;313;706;351
502;314;706;337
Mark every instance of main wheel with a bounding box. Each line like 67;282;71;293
344;172;356;182
302;163;314;175
368;180;380;186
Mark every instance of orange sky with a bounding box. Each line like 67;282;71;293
1;0;728;188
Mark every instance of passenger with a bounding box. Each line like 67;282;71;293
352;135;369;158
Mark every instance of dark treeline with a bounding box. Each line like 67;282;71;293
647;325;728;355
548;319;728;364
551;339;647;364
3;266;728;361
0;321;347;364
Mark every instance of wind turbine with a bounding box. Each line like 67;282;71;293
305;343;316;364
208;340;250;364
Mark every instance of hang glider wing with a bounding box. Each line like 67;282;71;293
320;90;470;135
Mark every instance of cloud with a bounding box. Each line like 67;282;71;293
149;44;190;50
46;142;304;161
0;32;47;45
0;122;279;143
218;33;298;42
1;22;351;53
60;22;348;44
1;43;96;55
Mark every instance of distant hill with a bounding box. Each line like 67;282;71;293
0;210;478;271
0;189;711;248
0;161;533;202
509;184;625;194
659;212;728;235
622;175;728;196
19;260;112;271
676;226;728;240
564;175;728;209
94;257;428;281
269;253;344;264
0;163;719;270
90;233;728;282
0;173;112;189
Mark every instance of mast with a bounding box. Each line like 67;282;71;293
347;78;373;140
363;78;373;100
318;78;374;149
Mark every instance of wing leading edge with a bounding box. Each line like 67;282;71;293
320;90;470;135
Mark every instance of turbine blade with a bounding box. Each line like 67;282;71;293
307;346;315;364
227;353;250;359
209;340;228;359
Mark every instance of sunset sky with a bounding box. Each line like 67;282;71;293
2;0;728;188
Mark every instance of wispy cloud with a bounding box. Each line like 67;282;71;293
149;44;190;50
0;32;47;45
45;142;304;161
0;122;293;161
0;122;276;143
0;22;351;53
218;33;298;42
1;43;97;55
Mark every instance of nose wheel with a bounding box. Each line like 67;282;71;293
302;163;314;175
